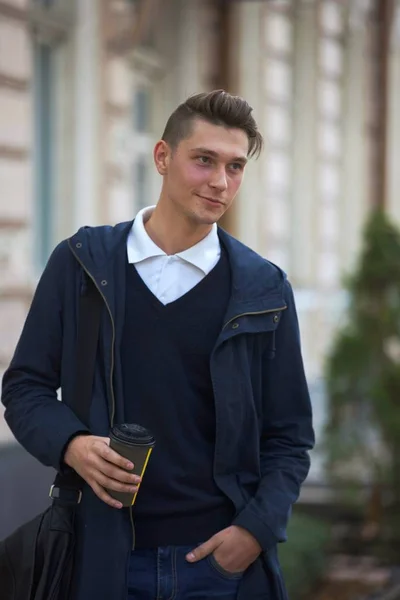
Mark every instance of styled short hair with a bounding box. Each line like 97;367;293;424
161;90;264;158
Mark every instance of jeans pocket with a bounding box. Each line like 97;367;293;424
206;553;244;580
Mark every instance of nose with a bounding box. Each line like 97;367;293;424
209;167;228;192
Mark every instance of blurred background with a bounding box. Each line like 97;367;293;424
1;0;400;598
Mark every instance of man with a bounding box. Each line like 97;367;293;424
2;90;314;600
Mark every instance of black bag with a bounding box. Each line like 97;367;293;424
0;280;102;600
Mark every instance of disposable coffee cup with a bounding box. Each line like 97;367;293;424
107;423;155;507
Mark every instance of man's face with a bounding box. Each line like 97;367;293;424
155;118;249;226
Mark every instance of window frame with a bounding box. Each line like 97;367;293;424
30;0;74;270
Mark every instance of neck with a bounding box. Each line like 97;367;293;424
144;197;213;255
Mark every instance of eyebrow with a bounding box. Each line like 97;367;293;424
191;147;248;165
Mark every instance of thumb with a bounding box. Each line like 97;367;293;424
186;535;221;563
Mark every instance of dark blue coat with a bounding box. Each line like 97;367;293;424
2;222;314;600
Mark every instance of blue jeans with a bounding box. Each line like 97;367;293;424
128;545;242;599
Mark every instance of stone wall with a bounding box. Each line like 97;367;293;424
0;0;33;443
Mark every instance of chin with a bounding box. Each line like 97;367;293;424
193;211;221;226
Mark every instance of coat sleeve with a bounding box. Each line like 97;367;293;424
1;242;90;471
233;280;315;551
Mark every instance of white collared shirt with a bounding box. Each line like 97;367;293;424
126;206;221;305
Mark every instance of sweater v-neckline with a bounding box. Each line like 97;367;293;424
127;251;225;312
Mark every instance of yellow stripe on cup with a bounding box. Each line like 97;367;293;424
131;447;153;506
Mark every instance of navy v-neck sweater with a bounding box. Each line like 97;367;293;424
121;247;234;548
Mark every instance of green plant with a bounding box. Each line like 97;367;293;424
324;209;400;520
279;513;330;600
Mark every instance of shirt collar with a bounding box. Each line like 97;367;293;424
127;205;221;275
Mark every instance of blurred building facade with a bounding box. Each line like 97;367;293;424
1;0;400;481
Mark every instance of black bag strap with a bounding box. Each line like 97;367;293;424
71;278;103;425
52;277;103;498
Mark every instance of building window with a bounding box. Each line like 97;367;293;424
265;12;293;54
33;42;54;268
133;156;148;211
262;2;294;270
316;1;345;287
32;0;57;5
131;84;155;212
320;0;343;36
30;0;72;268
133;88;151;133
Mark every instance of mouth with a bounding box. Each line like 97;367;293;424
196;194;225;206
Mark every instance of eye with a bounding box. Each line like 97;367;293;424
197;156;211;165
229;162;244;172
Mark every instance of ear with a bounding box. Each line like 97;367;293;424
154;140;171;175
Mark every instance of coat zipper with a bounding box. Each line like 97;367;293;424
222;305;287;330
68;241;116;427
68;242;137;552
